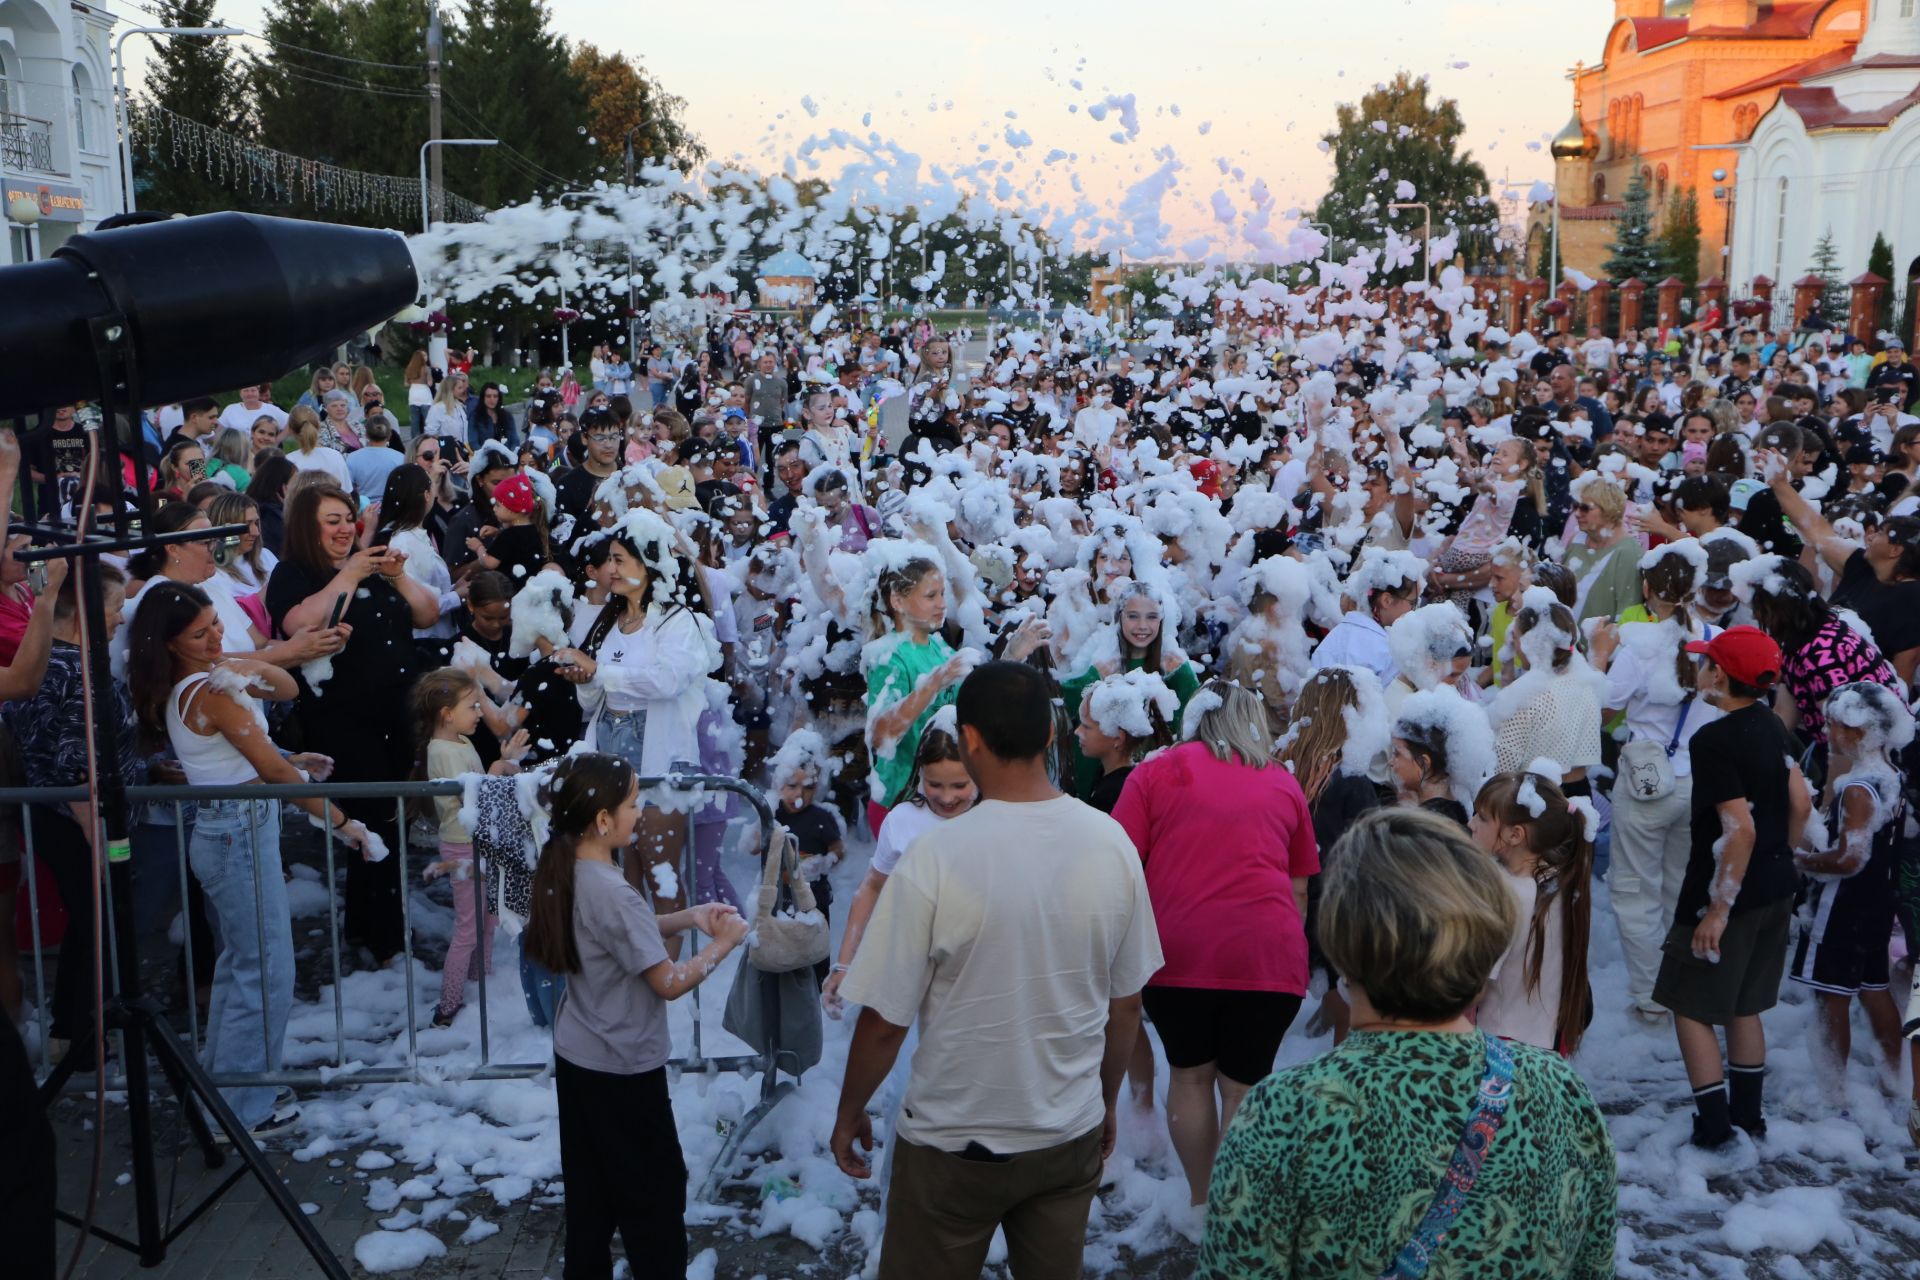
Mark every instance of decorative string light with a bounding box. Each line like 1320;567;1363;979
132;104;486;224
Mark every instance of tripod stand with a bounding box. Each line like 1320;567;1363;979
22;316;348;1279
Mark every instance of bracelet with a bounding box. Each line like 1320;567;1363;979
331;810;348;830
831;963;850;974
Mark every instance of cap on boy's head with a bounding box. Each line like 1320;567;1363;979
493;473;536;516
1684;625;1782;688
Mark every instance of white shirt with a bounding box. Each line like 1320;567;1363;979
218;402;288;435
841;795;1163;1154
425;402;470;445
1478;870;1563;1051
585;605;720;772
870;800;948;877
1310;610;1396;686
1600;620;1723;779
390;526;460;640
1493;670;1603;775
286;445;350;489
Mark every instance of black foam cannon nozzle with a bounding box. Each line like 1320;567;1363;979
0;211;419;417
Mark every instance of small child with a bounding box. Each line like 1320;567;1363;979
822;714;976;1016
1790;682;1912;1091
772;754;846;988
1073;670;1178;813
522;753;746;1277
469;472;555;584
1470;770;1596;1055
414;667;530;1027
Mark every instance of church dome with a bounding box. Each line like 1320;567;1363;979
1550;108;1595;161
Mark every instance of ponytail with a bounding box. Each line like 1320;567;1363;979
523;752;635;976
1473;771;1596;1055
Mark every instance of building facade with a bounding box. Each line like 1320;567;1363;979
1730;0;1920;338
0;0;122;264
1530;0;1868;282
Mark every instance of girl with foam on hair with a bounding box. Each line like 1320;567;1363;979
1061;579;1199;798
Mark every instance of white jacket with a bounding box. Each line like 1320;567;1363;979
582;604;720;773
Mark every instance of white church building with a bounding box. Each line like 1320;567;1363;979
1731;0;1920;336
0;0;123;263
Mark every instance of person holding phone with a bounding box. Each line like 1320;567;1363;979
266;482;439;966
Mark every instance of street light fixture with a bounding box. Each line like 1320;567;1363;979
113;25;244;214
417;138;497;371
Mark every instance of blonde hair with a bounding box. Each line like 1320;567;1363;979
1185;680;1274;769
1277;668;1359;803
1318;808;1517;1022
287;405;322;454
1579;477;1627;525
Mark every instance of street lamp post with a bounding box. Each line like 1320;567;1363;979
113;25;244;214
1387;201;1433;288
418;137;497;372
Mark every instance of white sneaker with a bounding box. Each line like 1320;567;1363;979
214;1104;301;1144
1630;999;1669;1023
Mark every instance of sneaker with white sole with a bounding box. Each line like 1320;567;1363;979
214;1104;301;1144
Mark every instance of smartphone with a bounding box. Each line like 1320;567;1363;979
326;591;348;629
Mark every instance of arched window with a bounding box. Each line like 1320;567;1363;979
1594;173;1608;203
71;65;91;153
1655;163;1669;207
1772;177;1790;284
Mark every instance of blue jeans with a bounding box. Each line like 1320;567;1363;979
520;949;566;1028
188;798;293;1128
598;708;649;774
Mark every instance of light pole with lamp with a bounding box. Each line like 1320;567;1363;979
418;137;497;373
113;25;244;214
5;189;41;261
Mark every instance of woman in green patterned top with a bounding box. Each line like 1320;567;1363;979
1198;808;1617;1280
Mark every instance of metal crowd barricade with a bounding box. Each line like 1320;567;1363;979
9;771;798;1198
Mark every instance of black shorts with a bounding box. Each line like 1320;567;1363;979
1790;872;1893;996
1653;896;1793;1025
1139;986;1302;1086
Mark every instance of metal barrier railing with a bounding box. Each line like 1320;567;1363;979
10;771;797;1197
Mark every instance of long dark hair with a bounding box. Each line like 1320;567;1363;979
1749;559;1830;656
523;753;637;976
126;580;215;746
247;454;295;506
1474;770;1595;1055
581;528;705;653
900;724;967;810
374;463;433;542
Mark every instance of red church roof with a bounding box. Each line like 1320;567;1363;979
1691;2;1831;39
1777;83;1920;130
1630;17;1690;48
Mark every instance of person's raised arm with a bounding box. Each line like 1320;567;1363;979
0;557;65;701
641;909;747;999
867;652;967;755
1768;468;1852;574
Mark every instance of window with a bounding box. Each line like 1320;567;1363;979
71;66;89;153
1594;174;1608;203
1772;177;1789;284
1904;1;1917;20
8;225;32;266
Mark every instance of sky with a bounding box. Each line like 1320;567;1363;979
120;0;1600;250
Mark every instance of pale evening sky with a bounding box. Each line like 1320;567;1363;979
122;0;1601;250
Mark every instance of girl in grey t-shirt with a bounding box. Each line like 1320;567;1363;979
522;754;748;1278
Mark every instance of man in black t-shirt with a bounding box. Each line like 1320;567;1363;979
553;408;621;543
1654;626;1812;1149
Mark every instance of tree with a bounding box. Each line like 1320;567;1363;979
1868;232;1895;333
1602;171;1663;283
570;44;703;178
1657;189;1703;291
1311;71;1497;284
134;0;249;214
445;0;594;207
1808;228;1846;321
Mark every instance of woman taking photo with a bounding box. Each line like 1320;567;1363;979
266;483;438;965
404;435;464;545
128;581;373;1137
1113;682;1320;1208
548;510;721;930
1196;808;1616;1279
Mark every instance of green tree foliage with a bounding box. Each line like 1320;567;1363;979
1657;189;1703;291
133;0;249;215
444;0;594;205
1868;232;1895;333
1311;71;1498;283
1808;228;1846;321
1602;171;1664;283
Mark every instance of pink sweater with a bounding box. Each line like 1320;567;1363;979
1112;741;1320;994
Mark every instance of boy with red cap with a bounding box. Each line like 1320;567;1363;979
1654;626;1814;1148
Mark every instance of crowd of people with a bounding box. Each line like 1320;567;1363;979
6;289;1920;1279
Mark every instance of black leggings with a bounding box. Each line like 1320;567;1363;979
554;1055;686;1279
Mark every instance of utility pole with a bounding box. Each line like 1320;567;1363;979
426;3;444;228
625;128;638;357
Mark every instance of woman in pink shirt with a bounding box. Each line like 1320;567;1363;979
1112;680;1319;1208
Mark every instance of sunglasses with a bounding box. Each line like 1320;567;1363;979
1573;502;1596;513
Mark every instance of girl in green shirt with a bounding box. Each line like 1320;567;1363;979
1062;581;1199;797
862;557;967;827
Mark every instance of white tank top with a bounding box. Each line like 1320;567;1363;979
165;672;269;786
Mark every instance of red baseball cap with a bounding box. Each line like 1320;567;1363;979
1684;624;1782;688
1190;459;1222;499
493;473;537;516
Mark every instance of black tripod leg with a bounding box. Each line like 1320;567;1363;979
138;1014;222;1168
34;1022;93;1108
142;1019;349;1280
